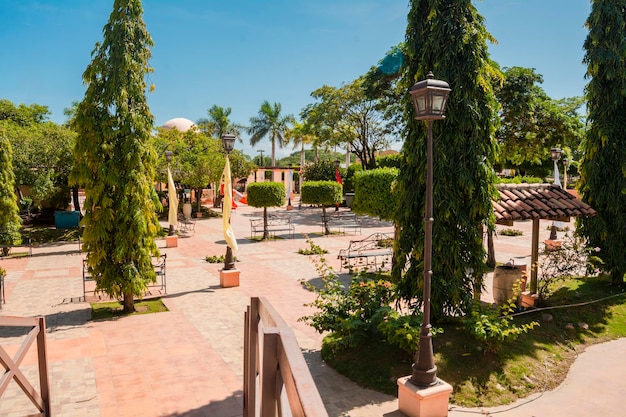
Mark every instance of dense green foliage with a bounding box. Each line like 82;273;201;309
0;132;21;253
376;153;402;169
301;181;342;207
352;168;398;221
342;163;362;194
301;159;342;182
300;255;421;355
246;182;285;208
579;0;626;284
495;66;585;174
301;181;342;234
301;78;390;170
394;0;500;320
71;0;160;312
0;100;76;208
247;182;286;239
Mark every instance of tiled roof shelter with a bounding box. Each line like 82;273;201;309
492;183;596;294
494;183;596;225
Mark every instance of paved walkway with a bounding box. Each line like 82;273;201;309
0;203;623;416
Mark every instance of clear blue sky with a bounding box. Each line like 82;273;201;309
0;0;591;159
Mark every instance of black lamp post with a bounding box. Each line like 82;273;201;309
221;133;236;271
334;159;341;211
408;71;451;388
165;151;175;236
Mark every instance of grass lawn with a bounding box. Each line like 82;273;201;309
321;275;626;407
90;298;169;321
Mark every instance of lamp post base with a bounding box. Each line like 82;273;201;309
165;235;178;248
397;376;452;417
219;268;240;288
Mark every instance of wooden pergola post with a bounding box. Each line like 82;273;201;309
530;218;540;294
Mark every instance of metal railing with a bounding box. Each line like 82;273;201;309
244;297;328;417
0;316;51;416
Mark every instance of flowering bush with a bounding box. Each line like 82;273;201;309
300;254;429;353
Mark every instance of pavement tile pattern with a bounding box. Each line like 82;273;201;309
0;201;624;416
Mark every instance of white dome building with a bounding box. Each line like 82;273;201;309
161;117;197;132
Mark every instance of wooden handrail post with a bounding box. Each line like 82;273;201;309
37;316;51;416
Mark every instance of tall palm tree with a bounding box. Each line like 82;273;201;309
285;121;317;169
197;105;242;139
247;101;294;166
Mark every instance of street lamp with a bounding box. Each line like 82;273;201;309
334;159;341;212
408;71;451;388
221;133;236;270
549;147;562;240
550;147;562;187
286;163;293;210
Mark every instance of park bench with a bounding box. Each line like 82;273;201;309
250;215;295;239
82;254;167;301
338;232;393;272
321;212;362;235
177;213;196;233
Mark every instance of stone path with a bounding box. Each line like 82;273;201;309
0;203;623;416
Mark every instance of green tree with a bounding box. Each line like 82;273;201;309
154;128;223;211
301;181;342;235
246;182;285;239
495;66;585;174
0;131;21;255
285;121;317;169
352;168;399;221
579;0;626;285
248;101;295;167
0;99;76;209
301;159;342;182
197;105;243;139
394;0;500;321
2;120;76;209
302;78;390;170
70;0;160;313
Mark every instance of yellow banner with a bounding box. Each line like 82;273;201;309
167;166;178;228
222;156;238;251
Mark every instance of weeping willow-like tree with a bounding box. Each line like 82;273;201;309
70;0;160;312
392;0;500;321
579;0;626;285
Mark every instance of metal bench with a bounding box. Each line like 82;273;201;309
82;254;167;301
321;212;362;235
338;232;393;272
250;215;295;239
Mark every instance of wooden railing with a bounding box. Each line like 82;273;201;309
0;316;51;416
244;297;328;417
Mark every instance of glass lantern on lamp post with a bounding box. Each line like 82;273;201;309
408;71;451;388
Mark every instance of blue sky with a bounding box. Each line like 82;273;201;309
0;0;591;159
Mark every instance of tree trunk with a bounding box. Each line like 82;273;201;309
611;269;624;285
486;229;496;268
123;291;134;313
72;187;81;212
195;187;203;212
322;206;330;235
262;207;269;240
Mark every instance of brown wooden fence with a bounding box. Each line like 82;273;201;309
244;297;328;417
0;316;51;416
